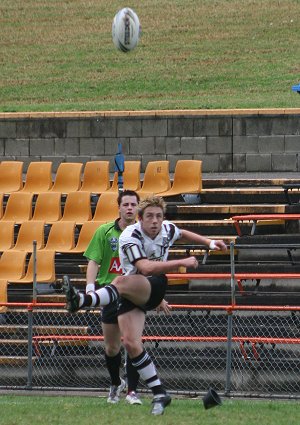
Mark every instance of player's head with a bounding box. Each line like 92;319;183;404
117;190;140;223
117;190;140;206
138;196;166;238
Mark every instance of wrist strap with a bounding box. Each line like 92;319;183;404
209;240;217;250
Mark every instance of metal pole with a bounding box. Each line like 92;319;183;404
225;309;233;395
114;142;124;193
225;240;236;394
27;305;33;389
32;240;37;302
230;241;236;305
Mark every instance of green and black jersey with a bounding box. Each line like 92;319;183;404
83;219;122;287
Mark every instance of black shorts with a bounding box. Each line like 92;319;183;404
117;274;168;316
101;300;119;324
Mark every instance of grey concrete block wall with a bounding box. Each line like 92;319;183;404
0;110;299;173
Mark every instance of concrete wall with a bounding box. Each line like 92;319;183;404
0;109;299;173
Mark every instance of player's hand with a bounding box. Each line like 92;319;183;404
209;239;227;251
182;256;198;269
156;299;171;315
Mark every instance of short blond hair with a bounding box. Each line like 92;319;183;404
138;196;166;218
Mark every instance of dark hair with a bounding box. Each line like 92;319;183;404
117;190;140;206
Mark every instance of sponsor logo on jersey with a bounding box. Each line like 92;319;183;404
109;257;122;274
109;237;118;252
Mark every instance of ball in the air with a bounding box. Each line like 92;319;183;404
112;7;141;52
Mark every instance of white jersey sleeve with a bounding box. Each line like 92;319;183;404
119;223;147;275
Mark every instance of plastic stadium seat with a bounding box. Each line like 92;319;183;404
11;221;45;252
20;161;53;194
137;161;171;195
138;192;154;200
42;221;76;252
157;160;203;197
71;221;105;253
50;162;83;194
1;192;33;224
92;192;119;222
0;250;27;280
0;279;8;313
14;250;56;283
107;161;141;192
0;221;15;252
32;192;62;224
60;191;92;225
0;193;3;219
0;161;24;193
79;161;110;194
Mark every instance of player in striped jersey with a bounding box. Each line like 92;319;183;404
63;196;226;414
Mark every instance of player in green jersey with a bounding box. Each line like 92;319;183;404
84;190;142;405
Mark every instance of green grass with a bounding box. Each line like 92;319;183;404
0;0;300;112
0;395;299;425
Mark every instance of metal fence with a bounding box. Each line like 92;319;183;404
0;302;299;397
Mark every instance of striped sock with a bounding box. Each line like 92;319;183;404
78;292;99;308
78;285;119;308
131;350;165;395
95;284;119;306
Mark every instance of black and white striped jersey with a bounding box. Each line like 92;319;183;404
119;220;182;275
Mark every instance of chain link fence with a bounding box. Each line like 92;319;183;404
0;303;299;397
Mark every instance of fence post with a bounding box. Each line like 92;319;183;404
230;241;236;305
225;308;233;395
26;304;33;389
225;241;236;395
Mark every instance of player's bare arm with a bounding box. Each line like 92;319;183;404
179;229;227;251
134;256;199;276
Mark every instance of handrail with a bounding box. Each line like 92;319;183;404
32;334;300;344
1;302;300;311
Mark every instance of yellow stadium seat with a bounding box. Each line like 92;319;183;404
0;193;3;219
79;161;110;194
92;192;119;222
107;161;141;192
71;221;105;253
11;221;45;252
1;192;33;224
32;192;62;224
50;162;83;194
0;279;8;313
0;221;15;251
60;191;92;225
20;161;53;194
157;160;202;197
42;221;76;252
0;161;24;193
137;161;171;195
0;250;27;280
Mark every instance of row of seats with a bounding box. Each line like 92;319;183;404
0;191;136;225
0;159;202;197
0;221;103;254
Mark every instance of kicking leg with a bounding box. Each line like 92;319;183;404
63;275;151;313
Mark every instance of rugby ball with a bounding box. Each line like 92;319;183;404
112;8;141;52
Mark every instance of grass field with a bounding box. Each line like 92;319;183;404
0;395;299;425
0;0;299;112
